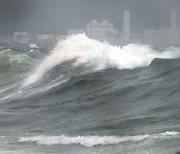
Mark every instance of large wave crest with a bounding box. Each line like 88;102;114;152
23;34;180;87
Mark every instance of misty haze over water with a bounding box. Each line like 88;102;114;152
0;0;180;38
0;1;180;154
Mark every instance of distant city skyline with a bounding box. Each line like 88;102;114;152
0;0;180;38
12;9;180;48
144;10;180;47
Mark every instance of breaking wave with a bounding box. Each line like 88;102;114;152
23;34;180;87
1;34;180;153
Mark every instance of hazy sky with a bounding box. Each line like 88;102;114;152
0;0;180;38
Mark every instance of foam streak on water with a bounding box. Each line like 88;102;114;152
19;131;179;147
22;34;180;87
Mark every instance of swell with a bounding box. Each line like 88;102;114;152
3;60;180;136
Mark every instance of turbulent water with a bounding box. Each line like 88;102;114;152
0;34;180;154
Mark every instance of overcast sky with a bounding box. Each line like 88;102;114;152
0;0;180;38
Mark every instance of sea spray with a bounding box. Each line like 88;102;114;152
23;34;180;87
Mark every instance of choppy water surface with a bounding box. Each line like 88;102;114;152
0;34;180;154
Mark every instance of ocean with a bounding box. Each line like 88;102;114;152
0;34;180;154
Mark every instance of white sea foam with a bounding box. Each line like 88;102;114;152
19;131;179;147
23;34;180;87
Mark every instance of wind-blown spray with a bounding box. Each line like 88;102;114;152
23;34;180;87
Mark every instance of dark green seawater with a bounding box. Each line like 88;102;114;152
0;34;180;154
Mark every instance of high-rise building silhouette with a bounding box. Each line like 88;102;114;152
123;10;130;42
171;10;177;29
86;20;119;44
144;10;180;47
